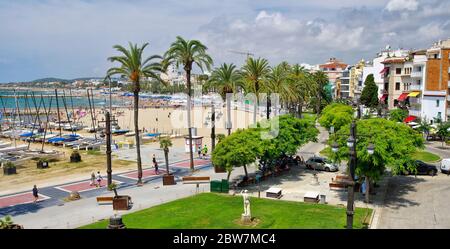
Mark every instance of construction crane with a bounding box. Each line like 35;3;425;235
228;50;255;59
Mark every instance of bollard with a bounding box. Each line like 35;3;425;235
107;215;126;229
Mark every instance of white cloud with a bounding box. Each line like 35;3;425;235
385;0;418;12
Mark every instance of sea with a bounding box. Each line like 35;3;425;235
0;89;122;110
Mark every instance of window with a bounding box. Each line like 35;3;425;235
434;54;438;59
417;79;421;84
395;82;400;90
417;66;422;72
396;68;402;74
436;99;440;107
438;112;442;118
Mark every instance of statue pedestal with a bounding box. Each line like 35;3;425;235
241;214;252;224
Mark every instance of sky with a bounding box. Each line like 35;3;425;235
0;0;449;82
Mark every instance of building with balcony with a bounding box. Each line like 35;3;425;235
319;57;348;99
350;60;365;100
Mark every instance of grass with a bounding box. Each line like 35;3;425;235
319;147;332;158
412;150;441;163
80;193;372;229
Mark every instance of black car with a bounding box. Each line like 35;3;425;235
402;160;437;176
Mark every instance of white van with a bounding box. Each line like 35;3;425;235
440;158;450;174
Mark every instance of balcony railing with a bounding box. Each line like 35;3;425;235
409;109;421;117
409;103;421;110
409;84;422;91
411;71;423;78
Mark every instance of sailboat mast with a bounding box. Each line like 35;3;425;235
54;89;62;137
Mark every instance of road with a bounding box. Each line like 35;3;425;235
377;141;450;228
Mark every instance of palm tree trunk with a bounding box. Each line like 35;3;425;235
164;149;169;174
266;94;271;119
211;102;216;152
226;92;232;135
186;68;194;171
298;101;303;118
133;89;143;185
243;164;248;178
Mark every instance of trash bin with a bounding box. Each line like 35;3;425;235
319;194;326;204
221;179;229;193
210;180;222;193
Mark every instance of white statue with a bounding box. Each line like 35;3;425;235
241;190;251;217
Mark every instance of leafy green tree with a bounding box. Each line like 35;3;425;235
318;103;354;131
107;42;163;185
330;118;424;202
417;118;431;140
164;36;213;171
360;74;379;109
388;108;408;122
436;122;450;147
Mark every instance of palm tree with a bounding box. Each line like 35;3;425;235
159;137;173;174
106;42;163;185
287;64;312;118
417;119;431;141
263;63;290;118
311;71;329;114
164;36;213;171
241;57;270;123
208;63;241;135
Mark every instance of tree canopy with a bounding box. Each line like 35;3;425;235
318;103;354;132
389;108;409;123
330;118;424;180
360;74;379;108
212;115;318;178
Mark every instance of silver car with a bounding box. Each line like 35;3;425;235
305;156;339;172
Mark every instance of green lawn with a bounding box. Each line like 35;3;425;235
80;193;372;229
412;150;441;163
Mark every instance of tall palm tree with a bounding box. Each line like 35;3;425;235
241;57;270;123
208;63;241;135
106;42;163;185
287;64;312;118
311;71;329;114
159;137;173;174
263;63;290;119
164;36;213;171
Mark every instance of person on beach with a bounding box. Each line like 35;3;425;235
96;171;103;187
90;172;96;186
32;185;39;203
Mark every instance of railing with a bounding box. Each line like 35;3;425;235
410;84;422;91
410;71;423;78
409;109;421;117
409;103;421;110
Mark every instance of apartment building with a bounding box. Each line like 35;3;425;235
319;57;348;98
350;60;365;100
380;54;412;109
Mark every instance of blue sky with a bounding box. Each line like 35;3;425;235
0;0;449;82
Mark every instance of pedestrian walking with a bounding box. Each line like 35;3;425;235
152;154;157;165
154;161;159;175
198;145;202;159
96;171;103;187
90;172;96;186
203;145;208;158
32;185;39;203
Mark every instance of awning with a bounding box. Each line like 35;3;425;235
408;91;420;97
379;94;388;101
404;115;417;123
379;67;389;74
397;93;409;101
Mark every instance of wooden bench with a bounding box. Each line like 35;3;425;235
182;176;210;193
329;182;347;190
96;196;114;205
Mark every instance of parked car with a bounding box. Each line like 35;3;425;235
402;160;437;176
440;158;450;174
305;156;338;172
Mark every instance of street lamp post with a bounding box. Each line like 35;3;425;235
331;120;374;229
